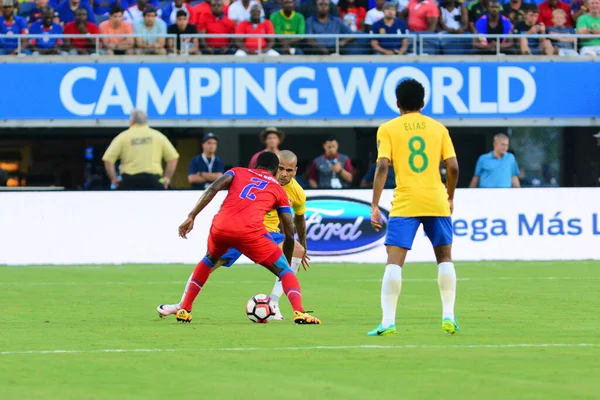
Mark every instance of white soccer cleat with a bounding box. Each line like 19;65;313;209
157;303;180;318
272;303;284;321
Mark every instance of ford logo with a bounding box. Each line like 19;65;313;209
305;196;389;256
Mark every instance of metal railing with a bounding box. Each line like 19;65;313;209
1;33;598;56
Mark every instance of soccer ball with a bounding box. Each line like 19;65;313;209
246;294;275;323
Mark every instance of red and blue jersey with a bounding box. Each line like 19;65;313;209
0;16;28;50
28;21;63;48
211;168;291;236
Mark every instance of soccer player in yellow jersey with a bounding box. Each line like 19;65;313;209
157;150;309;320
367;79;460;337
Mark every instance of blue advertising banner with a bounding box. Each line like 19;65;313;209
1;62;599;120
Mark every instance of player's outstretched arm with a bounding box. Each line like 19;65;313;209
179;173;233;239
371;158;390;232
279;212;295;265
444;157;459;214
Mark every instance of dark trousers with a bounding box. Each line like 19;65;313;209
119;173;164;190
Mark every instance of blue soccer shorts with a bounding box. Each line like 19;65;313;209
385;217;453;250
220;232;285;267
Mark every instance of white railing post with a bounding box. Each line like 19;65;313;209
335;35;340;55
496;35;500;55
95;36;100;55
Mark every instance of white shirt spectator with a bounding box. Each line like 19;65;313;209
227;0;263;24
365;8;384;26
124;6;162;24
441;6;461;31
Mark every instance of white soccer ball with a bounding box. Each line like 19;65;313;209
246;294;276;323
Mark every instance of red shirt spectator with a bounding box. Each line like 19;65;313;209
235;18;274;52
338;0;367;32
406;0;439;32
190;0;229;25
196;12;235;49
64;21;100;50
538;0;572;27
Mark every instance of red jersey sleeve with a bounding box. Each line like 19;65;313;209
265;20;274;34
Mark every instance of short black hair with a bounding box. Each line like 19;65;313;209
176;10;188;18
395;79;425;112
525;4;539;13
255;151;280;174
110;5;124;15
323;135;337;144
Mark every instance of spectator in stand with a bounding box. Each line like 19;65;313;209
538;0;573;26
576;0;600;56
399;0;440;54
548;8;578;55
248;127;284;168
501;0;529;24
189;0;228;25
162;0;191;25
0;1;28;55
167;9;200;54
133;6;167;54
228;0;263;24
262;0;281;19
64;7;99;54
299;0;340;19
196;0;235;54
467;0;489;32
93;0;118;19
187;133;225;190
370;2;409;55
364;0;384;32
235;4;278;55
361;162;395;188
306;0;359;55
99;6;134;55
472;0;513;54
514;5;553;55
124;0;153;24
438;0;470;54
571;0;588;24
308;135;353;189
57;0;96;24
27;0;51;25
338;0;367;32
469;133;520;188
439;0;468;34
28;6;62;54
270;0;305;55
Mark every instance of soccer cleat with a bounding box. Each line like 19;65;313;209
176;309;192;323
442;318;460;335
292;310;321;325
272;303;284;321
157;303;180;318
367;323;397;337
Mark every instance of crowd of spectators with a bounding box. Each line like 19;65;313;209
0;0;599;55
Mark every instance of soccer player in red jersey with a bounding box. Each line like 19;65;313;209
174;152;321;325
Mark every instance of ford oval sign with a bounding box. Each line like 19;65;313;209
305;196;389;256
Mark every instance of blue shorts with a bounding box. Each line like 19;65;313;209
220;232;285;267
385;217;453;250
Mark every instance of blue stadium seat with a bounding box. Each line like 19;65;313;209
95;14;110;25
189;0;203;6
159;0;171;9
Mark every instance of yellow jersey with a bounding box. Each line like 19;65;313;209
102;125;179;176
263;178;307;233
377;113;456;217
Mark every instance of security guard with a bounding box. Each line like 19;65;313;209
102;109;179;190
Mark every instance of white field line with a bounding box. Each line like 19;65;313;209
0;276;599;286
1;343;599;356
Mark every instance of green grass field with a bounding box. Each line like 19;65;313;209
1;261;599;400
